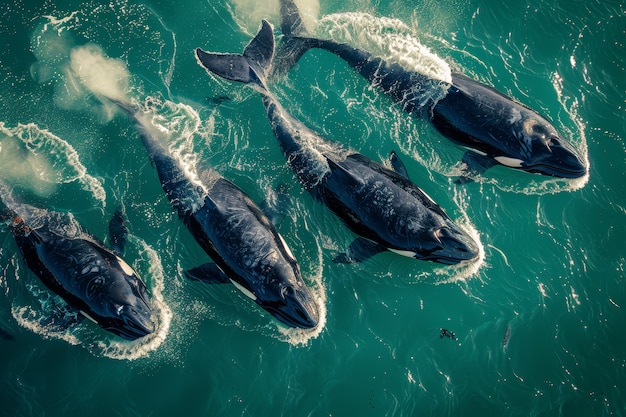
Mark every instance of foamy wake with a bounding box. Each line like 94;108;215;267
0;122;106;205
139;96;217;192
316;12;452;84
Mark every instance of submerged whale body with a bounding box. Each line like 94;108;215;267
115;101;319;329
0;185;155;340
195;20;479;264
276;0;587;181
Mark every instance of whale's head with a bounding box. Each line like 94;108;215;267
388;218;479;265
426;225;480;264
383;187;480;265
403;223;479;265
439;74;587;179
257;282;320;329
239;259;319;329
505;115;587;179
114;302;155;340
90;253;156;340
522;127;587;178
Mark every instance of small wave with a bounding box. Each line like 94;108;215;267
11;281;83;347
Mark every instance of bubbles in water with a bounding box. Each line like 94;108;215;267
29;2;176;122
30;15;122;122
228;0;320;35
133;94;220;213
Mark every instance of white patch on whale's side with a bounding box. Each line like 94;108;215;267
388;248;417;258
80;310;98;324
229;278;257;301
279;233;296;262
494;156;524;168
116;255;137;276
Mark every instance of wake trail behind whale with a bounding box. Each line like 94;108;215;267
316;12;452;84
0;122;106;205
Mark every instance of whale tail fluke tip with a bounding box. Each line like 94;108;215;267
272;0;319;78
280;0;308;38
196;20;275;89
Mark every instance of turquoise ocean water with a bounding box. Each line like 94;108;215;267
1;0;624;415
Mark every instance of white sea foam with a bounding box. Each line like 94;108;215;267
0;122;106;205
31;21;219;207
40;12;80;36
316;12;452;84
137;95;220;206
228;0;320;35
30;16;121;122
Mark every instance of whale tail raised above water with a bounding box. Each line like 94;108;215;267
271;0;320;76
195;20;275;89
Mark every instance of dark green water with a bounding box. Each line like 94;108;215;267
1;0;624;416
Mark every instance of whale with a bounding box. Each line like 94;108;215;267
113;100;319;329
275;0;587;182
0;184;155;340
195;20;479;264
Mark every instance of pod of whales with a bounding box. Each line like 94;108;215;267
0;183;155;340
4;2;590;342
196;20;479;265
113;101;319;329
276;0;587;182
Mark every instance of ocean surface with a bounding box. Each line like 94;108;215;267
0;0;624;416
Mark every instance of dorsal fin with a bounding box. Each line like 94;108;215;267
108;206;128;256
389;151;410;180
